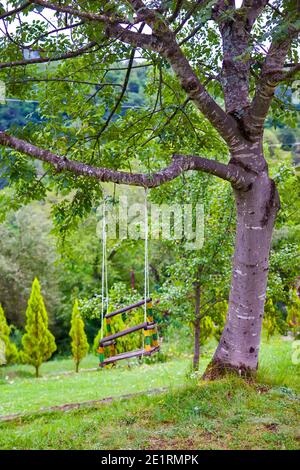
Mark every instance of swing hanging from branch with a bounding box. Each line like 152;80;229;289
97;190;160;367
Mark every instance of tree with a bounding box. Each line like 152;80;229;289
69;299;89;372
0;200;61;328
21;277;56;377
0;303;18;364
156;175;234;370
0;1;299;377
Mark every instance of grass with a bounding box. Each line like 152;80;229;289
0;357;191;416
0;336;299;450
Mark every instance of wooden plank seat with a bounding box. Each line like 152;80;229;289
99;322;157;346
99;346;160;366
105;298;152;319
101;339;116;347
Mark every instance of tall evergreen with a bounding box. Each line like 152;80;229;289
70;300;89;372
0;303;18;365
22;278;56;377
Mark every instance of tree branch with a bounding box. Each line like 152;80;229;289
0;41;98;70
168;0;184;23
0;1;31;20
278;63;300;81
29;0;125;23
0;132;253;190
243;2;300;138
95;23;145;139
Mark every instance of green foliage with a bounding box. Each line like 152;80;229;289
0;0;298;369
21;277;56;377
0;200;61;329
157;176;234;350
69;300;89;372
211;300;228;341
0;303;18;365
287;289;300;338
91;282;146;356
199;316;214;345
263;299;279;341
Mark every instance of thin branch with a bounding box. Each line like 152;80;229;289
95;45;137;139
94;22;146;141
0;2;31;20
29;0;126;23
0;41;98;70
279;63;300;81
28;21;85;48
8;78;124;87
174;0;207;34
168;0;184;23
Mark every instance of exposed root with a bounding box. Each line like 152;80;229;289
202;359;256;381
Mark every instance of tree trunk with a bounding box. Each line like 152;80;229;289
193;282;201;371
130;270;135;290
204;162;280;378
35;365;39;378
76;361;79;373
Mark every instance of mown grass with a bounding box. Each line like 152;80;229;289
0;336;299;449
0;377;299;450
0;357;190;416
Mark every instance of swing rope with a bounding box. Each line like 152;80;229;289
98;189;160;367
101;196;109;340
142;188;149;353
144;188;150;320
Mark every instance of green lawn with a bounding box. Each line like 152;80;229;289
0;357;191;416
0;336;299;450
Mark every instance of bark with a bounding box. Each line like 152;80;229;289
204;145;280;378
130;270;135;290
0;133;253;190
193;283;201;371
35;366;39;378
76;362;79;373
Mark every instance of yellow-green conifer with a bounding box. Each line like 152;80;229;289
70;300;89;372
22;278;56;377
0;303;18;365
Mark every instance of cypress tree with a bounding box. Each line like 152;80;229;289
22;277;56;377
0;303;18;365
70;300;89;372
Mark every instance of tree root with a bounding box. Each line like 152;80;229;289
202;359;256;381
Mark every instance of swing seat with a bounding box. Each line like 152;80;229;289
105;298;152;319
99;346;160;367
98;298;160;367
99;321;157;346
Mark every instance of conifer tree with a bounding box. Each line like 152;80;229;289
69;300;89;372
22;278;56;377
0;303;18;365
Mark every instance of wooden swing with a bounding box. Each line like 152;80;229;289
97;190;160;367
97;298;160;366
